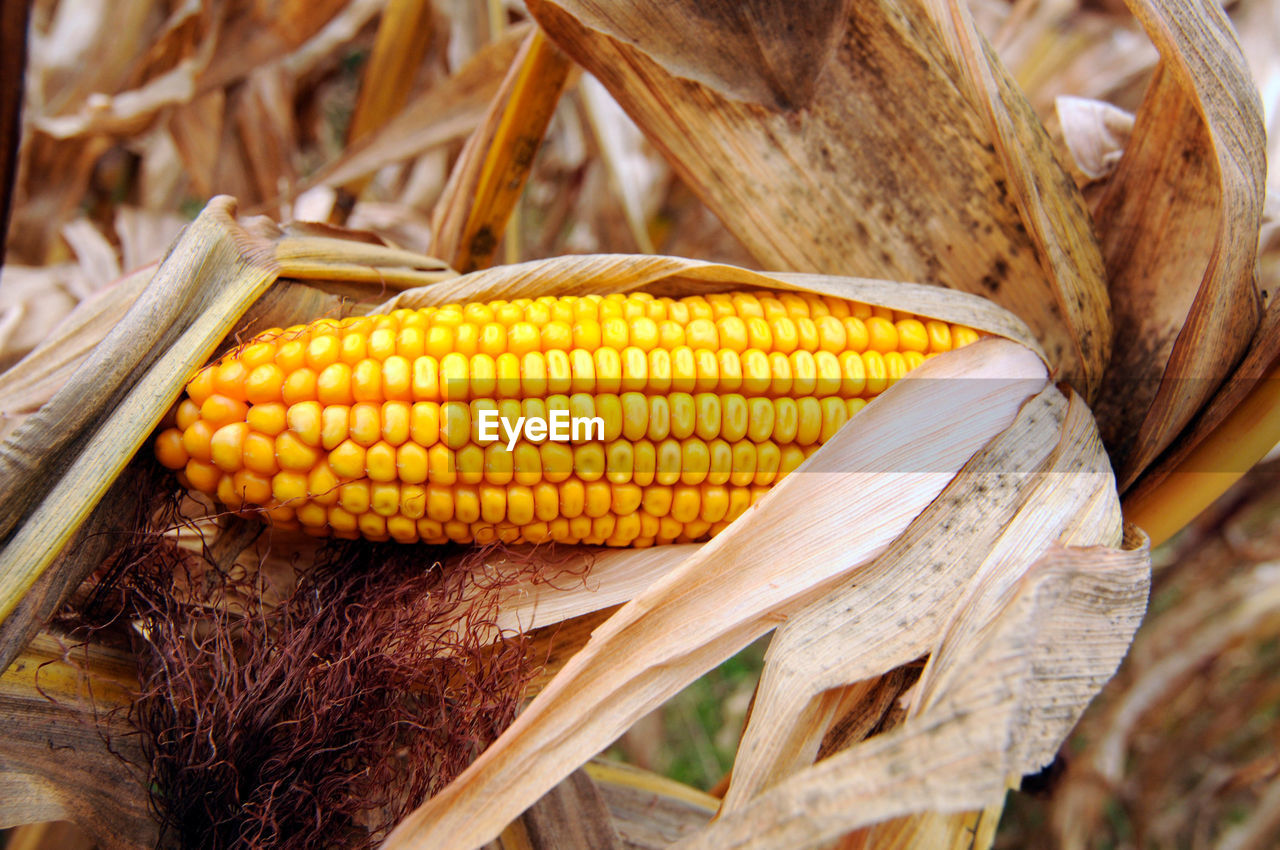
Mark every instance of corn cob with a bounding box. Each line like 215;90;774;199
154;291;981;546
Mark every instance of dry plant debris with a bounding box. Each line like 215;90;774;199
0;1;1277;849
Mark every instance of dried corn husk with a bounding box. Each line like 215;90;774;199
0;208;1149;850
0;634;154;850
428;29;574;272
525;0;1111;403
0;198;453;672
1090;0;1267;489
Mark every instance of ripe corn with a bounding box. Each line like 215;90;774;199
154;291;981;546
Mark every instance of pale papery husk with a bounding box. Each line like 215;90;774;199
0;207;1149;850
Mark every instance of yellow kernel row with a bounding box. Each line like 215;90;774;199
261;291;899;344
168;423;823;496
158;393;872;475
301;494;768;546
185;345;946;409
213;313;967;378
183;465;776;545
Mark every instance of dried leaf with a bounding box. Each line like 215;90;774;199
982;5;1156;118
1056;96;1134;181
346;0;437;148
303;26;525;193
583;761;716;848
527;0;1109;397
429;29;574;272
1092;0;1267;488
0;265;151;436
33;43;215;141
382;338;1049;850
678;534;1148;850
234;66;299;208
1052;558;1280;848
722;387;1076;809
0;633;155;847
59;218;121;293
199;0;358;90
518;768;623;850
168;89;224;197
0;265;83;368
534;0;852;109
114;206;188;273
1123;325;1280;545
0;198;279;670
578;74;663;253
921;0;1113;402
473;545;696;639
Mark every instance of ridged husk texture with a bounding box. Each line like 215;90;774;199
0;203;1150;850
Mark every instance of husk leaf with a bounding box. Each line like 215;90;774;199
1091;0;1267;488
539;0;852;110
0;633;155;847
0;198;277;668
678;531;1149;850
525;0;1109;398
345;0;438;152
721;386;1080;809
381;337;1052;850
0;202;452;673
375;256;1043;353
429;29;574;272
919;0;1112;395
301;26;526;194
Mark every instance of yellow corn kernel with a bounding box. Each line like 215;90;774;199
340;481;372;515
680;438;710;486
655;439;682;486
232;470;273;505
185;459;221;492
247;402;287;437
155;428;188;470
401;484;427;519
729;442;756;488
819;397;848;443
670;393;696;440
795;397;823;446
272;471;309;504
746;397;774;443
281;368;318;405
773;398;799;444
329;440;366;480
455;445;483;483
308;464;341;505
317;362;354;405
245;364;285;404
453;484;480;522
243;432;279;476
707;440;732;487
201;395;248;428
210;423;249;472
371;482;400;517
952;325;980;348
